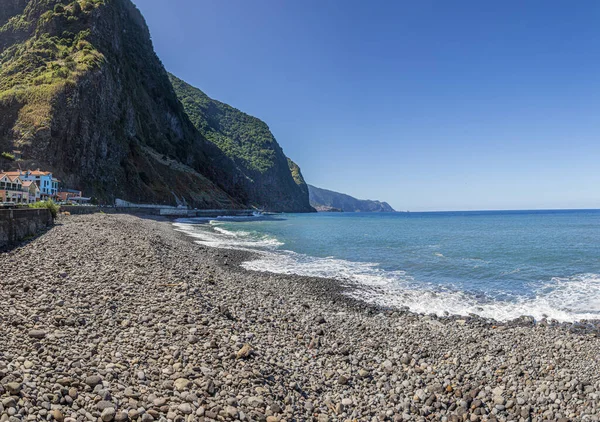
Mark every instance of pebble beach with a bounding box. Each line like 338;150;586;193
1;213;600;422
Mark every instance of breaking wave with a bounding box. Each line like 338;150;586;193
173;219;600;323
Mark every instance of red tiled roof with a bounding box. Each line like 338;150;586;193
1;169;54;178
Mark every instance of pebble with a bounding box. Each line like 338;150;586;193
3;383;21;395
50;410;64;422
101;407;116;421
173;378;190;392
358;369;370;378
0;214;598;421
28;330;46;339
84;375;102;387
225;406;238;418
177;403;192;414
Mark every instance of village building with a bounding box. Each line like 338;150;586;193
23;181;41;203
0;173;28;203
11;169;59;199
57;189;82;202
0;169;63;204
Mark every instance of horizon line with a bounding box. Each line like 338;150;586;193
395;207;600;213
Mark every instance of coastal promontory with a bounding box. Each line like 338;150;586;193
308;184;396;212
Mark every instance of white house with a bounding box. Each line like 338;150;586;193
17;169;59;199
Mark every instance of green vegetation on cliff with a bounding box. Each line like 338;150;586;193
287;157;309;198
169;74;314;212
169;74;277;173
0;1;105;104
287;158;303;186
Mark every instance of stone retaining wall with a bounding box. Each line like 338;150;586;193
0;208;53;249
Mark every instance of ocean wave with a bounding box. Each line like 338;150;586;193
212;225;252;238
173;221;600;322
242;251;413;286
173;222;283;249
355;273;600;322
243;251;600;322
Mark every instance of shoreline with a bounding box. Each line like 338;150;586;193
1;213;599;421
172;217;600;333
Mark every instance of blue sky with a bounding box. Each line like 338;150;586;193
134;0;600;211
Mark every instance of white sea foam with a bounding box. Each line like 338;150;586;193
212;226;251;237
243;252;600;322
173;221;600;323
242;251;412;286
364;273;600;322
173;221;283;250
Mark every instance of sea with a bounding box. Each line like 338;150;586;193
173;210;600;323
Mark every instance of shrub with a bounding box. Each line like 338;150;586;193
72;1;82;15
1;152;15;161
54;4;65;13
81;1;94;11
53;67;70;79
30;200;59;218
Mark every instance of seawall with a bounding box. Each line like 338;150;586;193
0;208;53;249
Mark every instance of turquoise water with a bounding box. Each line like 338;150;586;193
174;210;600;322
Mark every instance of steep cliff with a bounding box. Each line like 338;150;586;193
0;0;252;208
287;158;310;200
169;74;314;212
308;185;396;212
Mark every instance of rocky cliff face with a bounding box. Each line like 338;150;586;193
0;0;309;211
0;0;247;208
169;74;314;212
308;185;396;212
287;158;310;201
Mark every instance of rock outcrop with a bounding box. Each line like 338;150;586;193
308;184;396;212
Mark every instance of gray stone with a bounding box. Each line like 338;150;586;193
97;401;114;411
177;403;192;415
225;406;238;418
28;329;47;339
4;383;22;395
173;378;191;392
84;375;102;387
101;407;116;422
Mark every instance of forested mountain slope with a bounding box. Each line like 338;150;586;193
169;74;313;212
